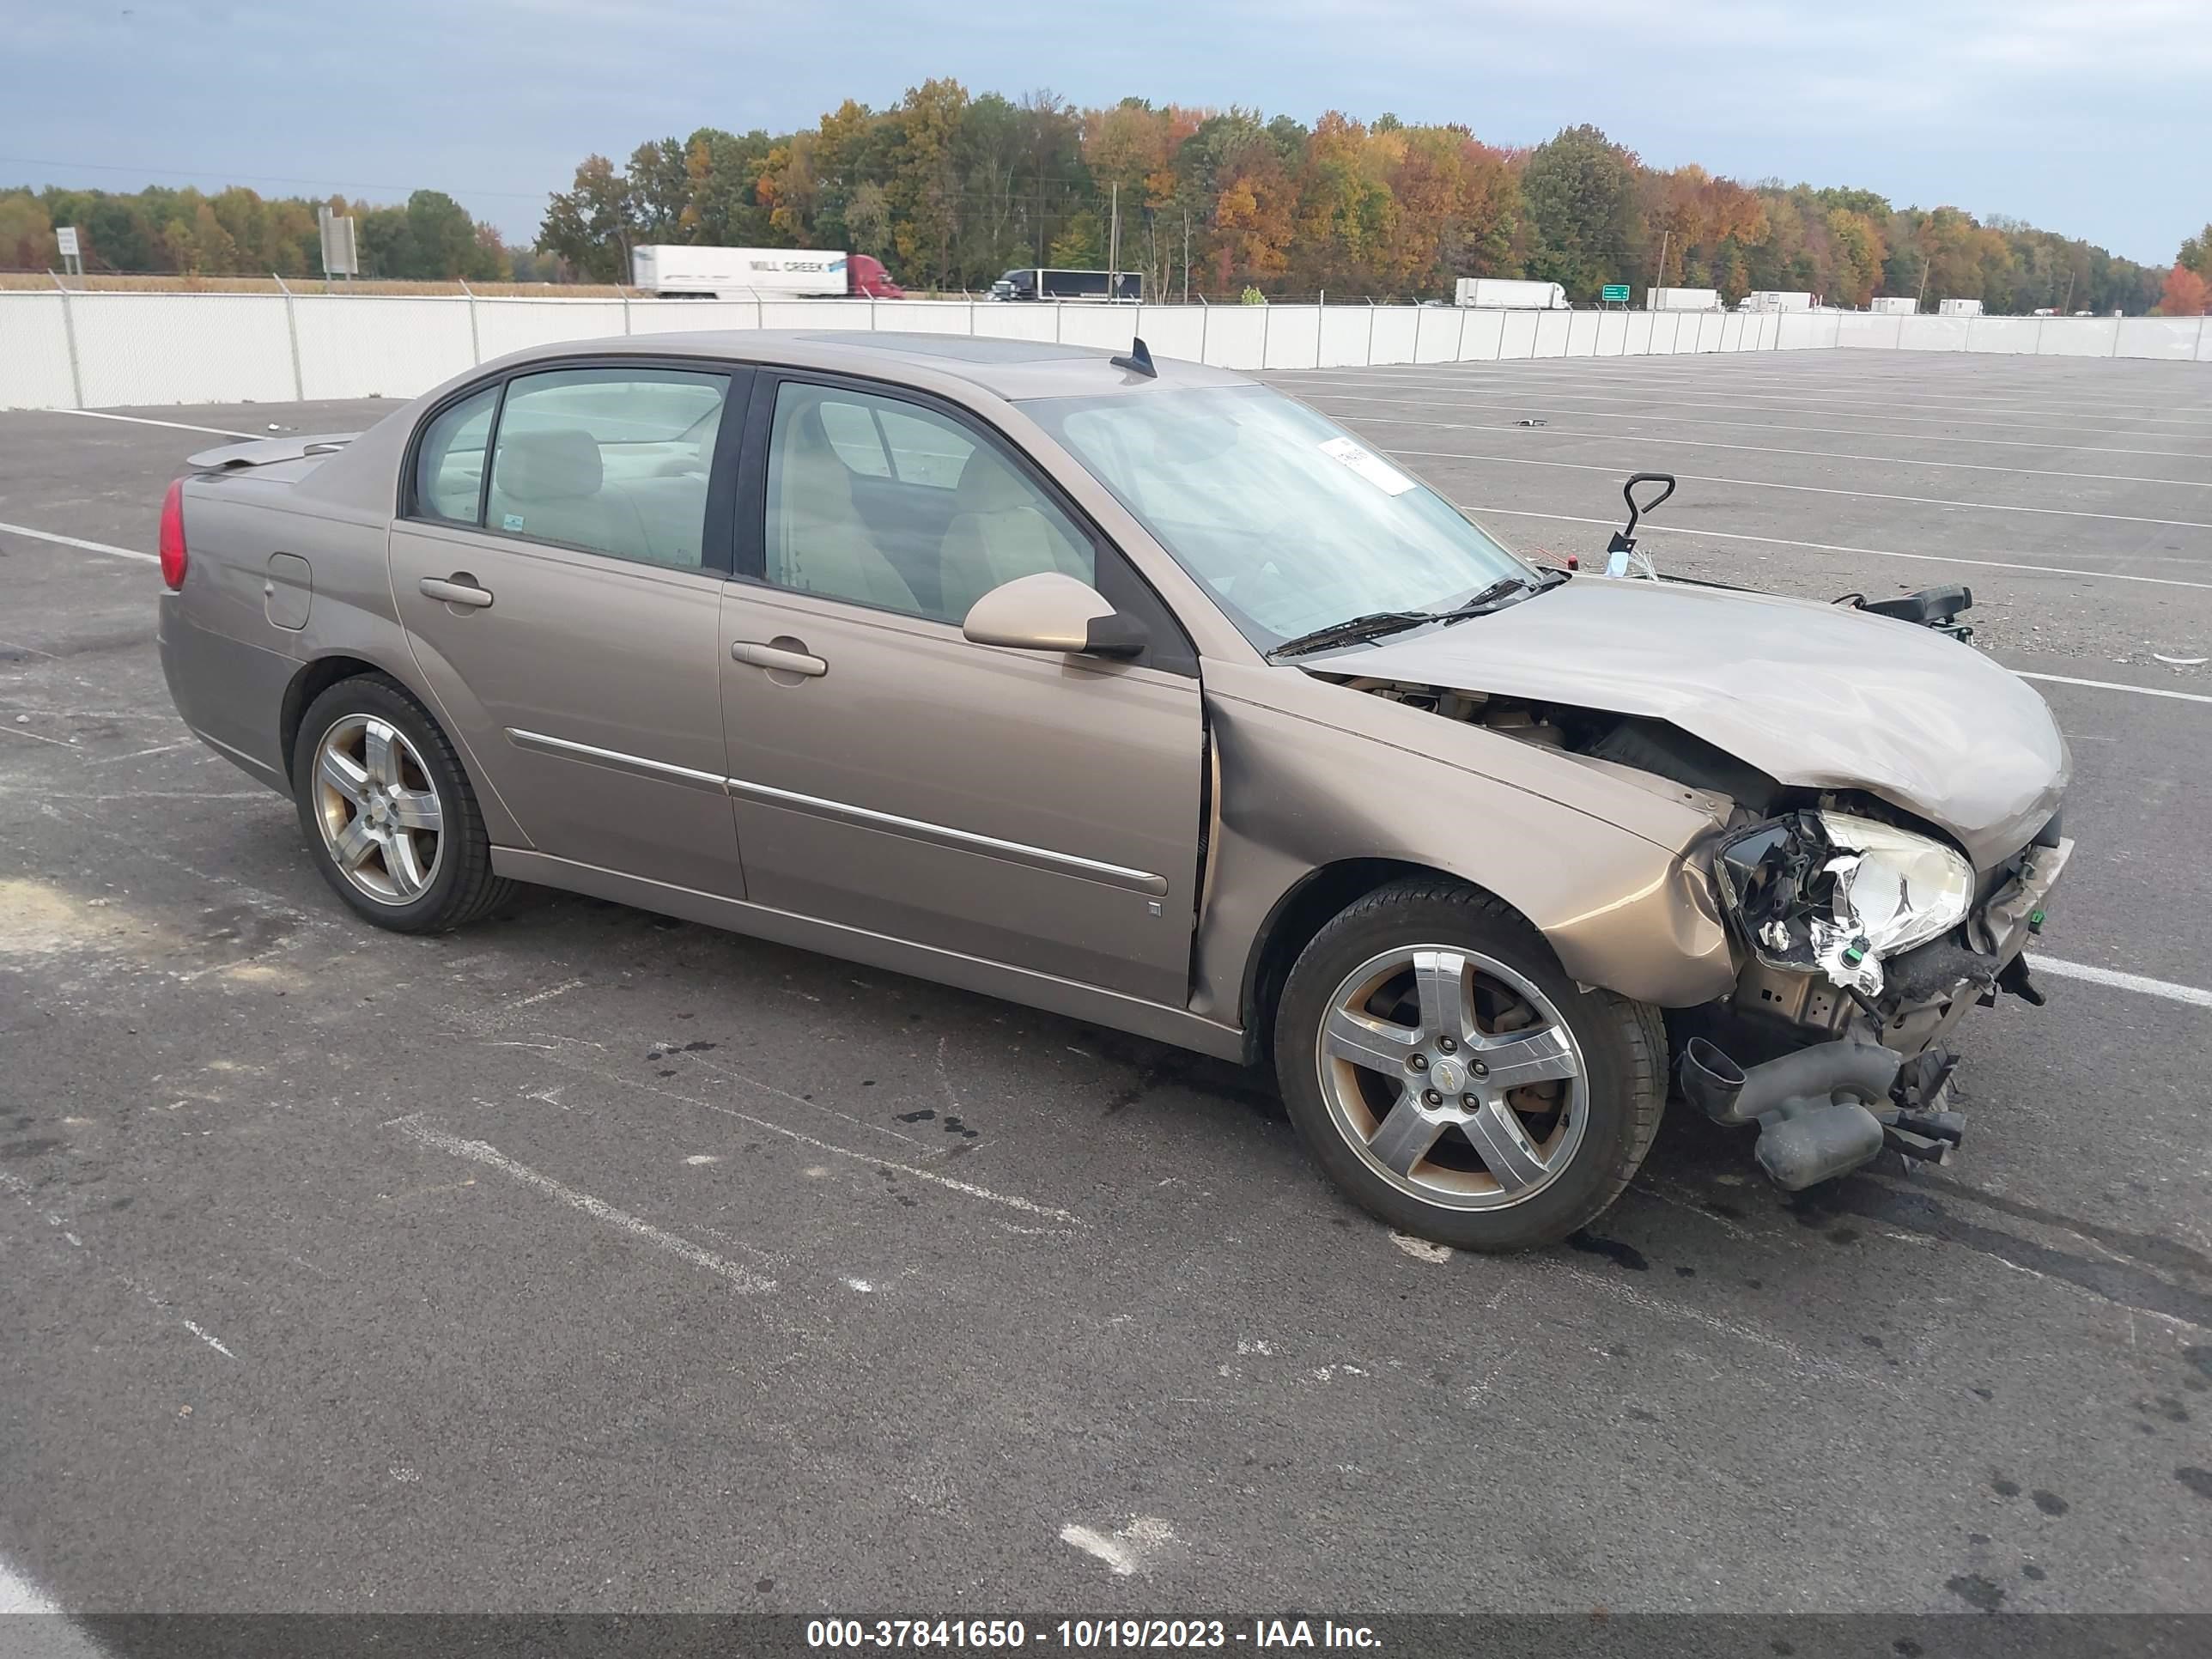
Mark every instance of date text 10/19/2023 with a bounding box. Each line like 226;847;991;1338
806;1620;1383;1650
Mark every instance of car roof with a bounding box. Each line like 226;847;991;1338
558;328;1258;402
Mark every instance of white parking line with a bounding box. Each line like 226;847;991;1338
1282;384;2210;464
1450;504;2212;592
0;521;159;565
2030;957;2212;1010
1320;365;2212;428
389;1115;778;1293
2016;672;2212;706
1396;448;2212;532
1335;411;2212;490
51;408;256;438
1337;362;2212;421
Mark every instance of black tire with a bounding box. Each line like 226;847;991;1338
1273;878;1666;1253
290;673;520;933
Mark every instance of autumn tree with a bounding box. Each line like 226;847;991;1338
2156;264;2210;316
0;191;58;268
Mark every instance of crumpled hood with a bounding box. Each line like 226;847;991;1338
1310;575;2069;869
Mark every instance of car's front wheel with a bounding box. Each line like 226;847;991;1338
291;674;517;933
1273;880;1666;1252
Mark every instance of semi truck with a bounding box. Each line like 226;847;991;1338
1937;297;1985;318
1646;287;1721;311
1869;296;1917;316
1452;277;1569;309
988;268;1142;301
630;246;904;300
1736;290;1814;313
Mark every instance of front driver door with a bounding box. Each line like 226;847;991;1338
389;361;748;896
717;374;1204;1006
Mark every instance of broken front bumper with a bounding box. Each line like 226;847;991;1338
1680;836;2071;1189
1720;829;2071;1058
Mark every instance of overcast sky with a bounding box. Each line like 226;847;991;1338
3;0;2202;264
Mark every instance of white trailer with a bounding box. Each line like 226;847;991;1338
1646;287;1720;312
629;246;904;300
1869;296;1917;316
1937;297;1984;318
1736;290;1814;313
1454;277;1569;309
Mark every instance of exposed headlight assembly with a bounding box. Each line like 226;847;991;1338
1714;810;1974;999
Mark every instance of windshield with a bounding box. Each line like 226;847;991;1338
1025;385;1531;648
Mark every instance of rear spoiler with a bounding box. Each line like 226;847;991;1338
185;432;361;471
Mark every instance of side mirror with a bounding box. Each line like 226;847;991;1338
962;572;1147;659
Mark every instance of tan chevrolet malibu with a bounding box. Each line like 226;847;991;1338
157;331;2070;1251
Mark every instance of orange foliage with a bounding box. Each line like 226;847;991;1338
2156;264;2210;316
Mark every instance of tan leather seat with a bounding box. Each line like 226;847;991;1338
937;452;1094;623
772;404;919;612
485;427;653;562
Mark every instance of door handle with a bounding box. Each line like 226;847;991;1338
420;574;494;610
731;640;827;677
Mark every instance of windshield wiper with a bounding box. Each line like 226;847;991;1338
1436;575;1532;622
1267;610;1434;659
1268;572;1564;659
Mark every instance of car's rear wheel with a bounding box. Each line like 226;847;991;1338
292;675;517;933
1273;879;1666;1252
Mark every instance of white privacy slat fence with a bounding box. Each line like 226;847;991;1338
2;292;2207;411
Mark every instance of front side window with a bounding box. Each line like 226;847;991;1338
762;381;1094;624
483;367;728;568
1025;385;1532;648
413;384;499;524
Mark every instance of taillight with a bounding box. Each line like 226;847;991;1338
159;479;187;590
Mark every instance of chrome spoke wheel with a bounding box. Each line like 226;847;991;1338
1315;945;1588;1210
311;714;445;905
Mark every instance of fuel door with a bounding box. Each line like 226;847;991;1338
264;552;312;630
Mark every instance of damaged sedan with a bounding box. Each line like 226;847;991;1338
157;331;2069;1251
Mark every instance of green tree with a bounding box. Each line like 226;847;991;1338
626;139;690;241
1521;125;1639;300
1048;210;1103;268
538;155;635;281
404;191;478;279
886;77;970;289
2180;224;2212;282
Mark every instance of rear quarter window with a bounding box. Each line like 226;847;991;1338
413;385;500;524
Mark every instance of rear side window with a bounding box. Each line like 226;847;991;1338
483;368;730;568
414;385;499;525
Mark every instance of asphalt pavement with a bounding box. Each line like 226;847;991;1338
1;350;2208;1622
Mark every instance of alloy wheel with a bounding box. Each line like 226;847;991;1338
311;714;446;904
1315;945;1588;1209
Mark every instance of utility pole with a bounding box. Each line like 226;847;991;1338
1182;210;1191;303
1916;251;1929;311
2062;268;2076;313
1652;229;1669;301
1108;182;1120;288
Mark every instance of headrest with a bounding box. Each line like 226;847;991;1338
777;403;855;517
951;452;1036;516
496;428;602;501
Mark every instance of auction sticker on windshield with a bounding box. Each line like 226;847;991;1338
1316;435;1416;495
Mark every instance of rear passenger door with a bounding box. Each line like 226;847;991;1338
389;361;750;896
